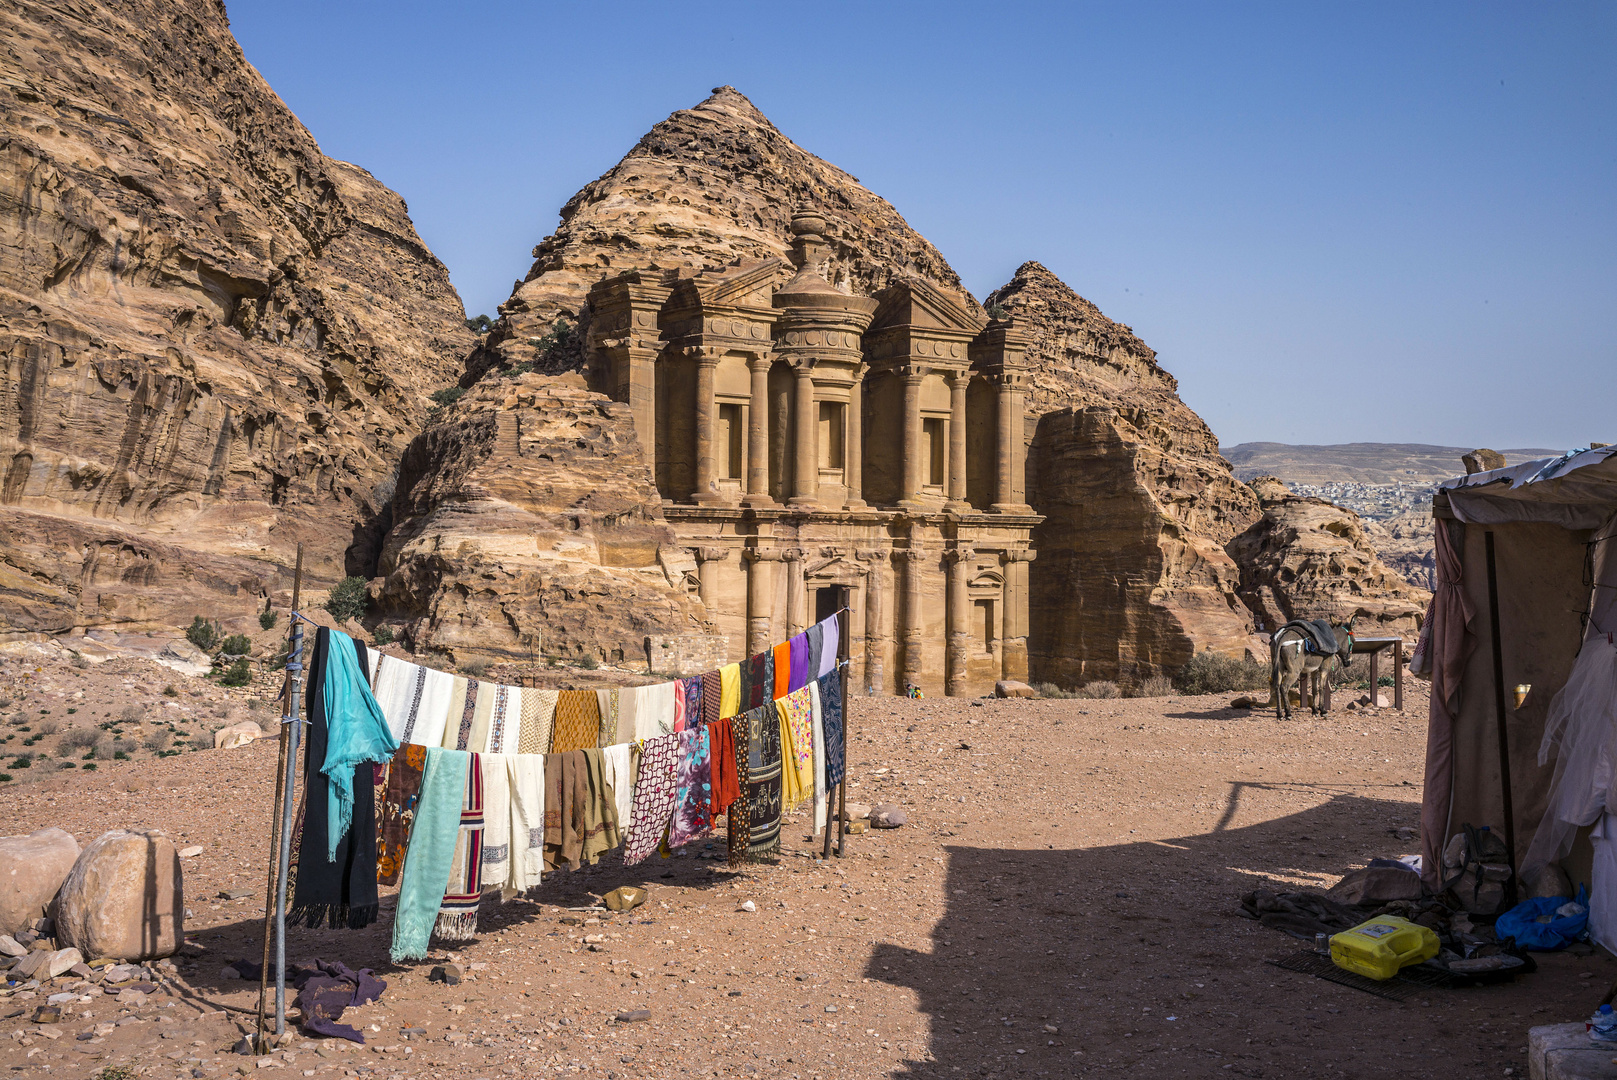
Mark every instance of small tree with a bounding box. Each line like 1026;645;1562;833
220;634;252;656
186;616;220;652
325;576;370;622
373;625;396;645
259;609;278;630
464;314;494;334
220;657;253;687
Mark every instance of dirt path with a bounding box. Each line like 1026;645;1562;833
1;658;1604;1080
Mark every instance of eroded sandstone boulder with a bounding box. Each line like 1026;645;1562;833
988;263;1262;685
1227;477;1430;637
54;828;184;961
0;0;473;635
376;375;713;667
0;828;79;936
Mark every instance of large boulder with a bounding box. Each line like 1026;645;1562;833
0;828;80;936
54;829;184;961
214;721;266;750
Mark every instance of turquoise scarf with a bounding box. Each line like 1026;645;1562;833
320;629;399;861
391;747;469;962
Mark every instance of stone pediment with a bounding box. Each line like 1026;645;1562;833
688;257;786;311
868;277;986;337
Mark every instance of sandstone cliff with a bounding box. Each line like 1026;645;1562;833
470;86;972;381
0;0;474;635
986;262;1263;686
1228;478;1430;636
375;376;713;668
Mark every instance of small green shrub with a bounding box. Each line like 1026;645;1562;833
10;755;31;769
1173;651;1270;695
220;634;252;656
82;762;96;771
186;616;221;652
1076;680;1121;699
325;576;370;622
0;774;11;783
429;386;466;407
372;625;395;646
1377;674;1394;687
579;654;599;670
163;685;179;698
66;707;77;714
113;751;129;761
220;657;253;687
59;761;75;768
260;609;278;630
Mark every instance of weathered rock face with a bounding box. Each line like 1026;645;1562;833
54;827;183;961
1227;478;1430;636
471;86;971;381
1363;509;1437;590
0;0;474;635
0;827;79;936
375;375;713;668
987;263;1262;685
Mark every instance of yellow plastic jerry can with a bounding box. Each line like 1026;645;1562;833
1329;915;1440;980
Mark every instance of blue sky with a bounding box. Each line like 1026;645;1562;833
227;1;1614;449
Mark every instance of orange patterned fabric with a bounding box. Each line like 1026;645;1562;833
551;690;601;753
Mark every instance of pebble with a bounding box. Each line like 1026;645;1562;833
738;900;757;912
178;846;204;858
427;964;463;986
825;1005;838;1013
870;804;907;829
614;1009;651;1024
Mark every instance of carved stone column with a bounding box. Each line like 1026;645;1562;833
692;350;722;505
695;547;730;609
856;548;889;695
899;366;926;508
845;369;866;508
944;546;974;696
898;546;926;690
789;364;818;507
991;371;1031;513
946;370;968;510
744;353;773;506
744;548;782;655
783;548;807;636
1000;548;1035;682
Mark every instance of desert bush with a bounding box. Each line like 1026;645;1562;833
579;654;599;670
163;685;179;698
188;734;213;751
60;727;102;750
143;729;171;753
373;625;395;645
220;634;252;656
1076;680;1122;699
0;697;10;708
220;658;252;687
325;576;370;622
1173;651;1269;695
186;616;221;652
119;704;144;724
429;386;466;407
1033;682;1080;699
112;737;138;755
1133;674;1176;698
461;658;488;679
36;718;59;736
259;609;278;631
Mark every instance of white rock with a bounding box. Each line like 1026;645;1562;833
0;934;26;957
213;722;265;750
178;846;203;858
55;828;184;961
0;828;81;937
44;948;83;980
738;900;756;913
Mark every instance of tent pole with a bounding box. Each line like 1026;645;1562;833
255;543;302;1051
1484;531;1519;905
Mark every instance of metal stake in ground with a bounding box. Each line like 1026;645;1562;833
274;610;305;1033
256;543;303;1049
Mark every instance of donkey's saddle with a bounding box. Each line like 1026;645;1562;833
1276;619;1342;656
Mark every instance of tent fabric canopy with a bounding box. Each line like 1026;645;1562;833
1441;446;1617;529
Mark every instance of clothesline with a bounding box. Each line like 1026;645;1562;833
284;611;853;966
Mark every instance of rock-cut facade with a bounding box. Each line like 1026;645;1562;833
584;210;1041;697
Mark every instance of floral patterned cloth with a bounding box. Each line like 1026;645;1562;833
668;725;713;847
623;733;680;864
375;743;427;887
777;686;815;809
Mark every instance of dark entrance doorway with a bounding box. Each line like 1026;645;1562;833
815;585;847;626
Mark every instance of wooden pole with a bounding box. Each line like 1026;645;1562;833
835;603;850;859
256;543;302;1051
1394;638;1405;711
1369;648;1380;705
1484;531;1519;905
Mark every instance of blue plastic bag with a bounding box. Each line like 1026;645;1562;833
1495;886;1590;951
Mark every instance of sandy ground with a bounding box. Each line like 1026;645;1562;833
1;646;1609;1080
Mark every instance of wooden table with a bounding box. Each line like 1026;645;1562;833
1340;635;1405;711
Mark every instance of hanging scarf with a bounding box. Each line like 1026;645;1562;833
290;627;383;930
543;750;588;871
746;703;783;859
788;632;811;694
581;748;622;864
551;689;601;752
596;688;624;745
623;733;680;864
375;743;427;887
719;663;742;718
805;623;824;689
817;614;840;678
642;681;678;739
817;669;846;786
778;687;814;810
451;678;482;750
668;725;713;848
518;688;558;753
707;717;740;819
745;650;773;710
681;676;703;732
701;671;722;728
390;747;469;962
321;630;399;861
601;742;636;836
772;642;791;700
404;667;455;749
485;686;518;752
370;654;419;744
506;752;546;899
809;679;827;833
479;753;512;900
673;679;687;733
434;751;485;941
440;676;469;748
727;713;751;867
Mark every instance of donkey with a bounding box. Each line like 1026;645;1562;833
1270;619;1355;720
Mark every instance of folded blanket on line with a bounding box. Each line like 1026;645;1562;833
435;751;486;941
817;670;846;787
778;685;815;811
543;748;621;869
788;632;811;694
747;703;783;859
391;747;469;962
518;688;558;754
817;613;839;678
707;717;739;819
745;650;772;711
552;690;601;752
806;622;824;688
479;753;512;901
506;752;546;898
772;643;791;701
810;679;827;833
596;688;623;746
720;663;742;719
484;685;518;753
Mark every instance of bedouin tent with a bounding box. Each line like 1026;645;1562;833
1419;446;1617;945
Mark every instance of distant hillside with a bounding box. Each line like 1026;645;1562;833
1222;443;1562;485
